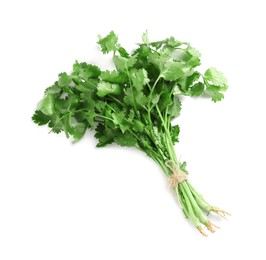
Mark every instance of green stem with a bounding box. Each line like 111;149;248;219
179;184;201;228
95;114;113;122
125;67;140;119
181;182;208;225
110;96;125;107
186;182;212;212
155;106;177;163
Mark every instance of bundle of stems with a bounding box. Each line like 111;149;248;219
32;31;230;235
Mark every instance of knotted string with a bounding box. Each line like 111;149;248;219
165;160;187;188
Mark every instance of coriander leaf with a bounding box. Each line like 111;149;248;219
171;124;180;143
114;131;137;147
189;82;204;96
148;51;170;70
58;72;72;87
97;81;121;97
37;94;54;115
150;41;164;49
151;94;160;107
186;46;201;68
112;111;131;133
133;120;144;132
142;31;149;45
48;115;63;134
100;70;127;84
179;161;188;174
162;62;190;81
205;90;224;102
133;45;152;67
97;31;118;54
32;110;51;125
204;68;228;102
158;92;172;111
130;68;149;91
204;68;227;86
94;124;115;147
67;120;87;142
85;111;97;129
124;89;148;109
165;37;182;48
133;90;148;108
170;95;181;118
73;62;101;80
117;47;129;58
75;78;98;92
113;55;137;72
45;83;61;95
152;126;164;150
178;72;201;93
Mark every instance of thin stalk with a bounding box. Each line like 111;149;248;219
155;106;177;162
181;182;208;225
179;184;201;228
125;67;140;119
147;75;161;129
110;96;125;107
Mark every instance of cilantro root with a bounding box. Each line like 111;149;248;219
32;31;229;236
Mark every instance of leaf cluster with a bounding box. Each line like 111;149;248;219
32;31;228;166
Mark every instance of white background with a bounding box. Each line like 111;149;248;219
1;0;266;259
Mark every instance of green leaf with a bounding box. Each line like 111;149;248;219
58;72;72;87
151;94;160;107
133;45;152;66
180;161;188;174
97;81;121;97
124;89;148;109
48;115;63;134
97;31;118;54
133;120;144;132
186;46;201;68
94;124;115;147
171;124;180;143
204;68;227;86
32;110;51;125
148;51;170;70
72;122;87;142
63;116;87;142
114;131;137;147
112;111;131;133
158;92;172;111
113;55;137;72
130;68;149;91
37;94;54;115
205;90;224;102
85;111;97;129
178;72;201;93
117;47;129;58
190;82;204;96
170;96;181;118
45;84;61;95
204;68;228;102
142;31;149;44
73;62;101;79
75;78;98;92
165;37;182;48
162;62;190;81
100;70;127;84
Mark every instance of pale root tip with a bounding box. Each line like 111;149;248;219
197;227;208;237
206;221;220;233
211;207;231;219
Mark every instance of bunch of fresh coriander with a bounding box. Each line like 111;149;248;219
32;31;229;236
